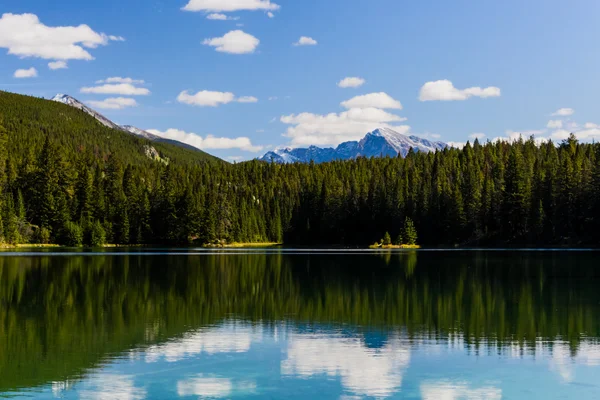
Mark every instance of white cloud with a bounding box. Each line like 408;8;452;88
237;96;258;103
183;0;280;12
79;375;146;400
341;92;403;110
81;83;150;96
506;129;546;137
203;30;259;54
551;108;574;117
96;77;145;84
13;67;37;78
551;126;600;141
267;12;275;18
177;90;258;107
282;333;411;398
87;97;138;110
338;77;366;89
268;96;278;101
550;129;571;140
281;107;408;146
0;13;122;61
48;61;68;70
420;382;502;400
294;36;318;46
431;134;442;139
469;133;486;139
547;120;563;129
147;128;263;152
448;142;467;149
206;13;240;20
178;89;233;107
491;130;548;144
419;80;501;101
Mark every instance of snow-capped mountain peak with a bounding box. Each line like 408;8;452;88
51;93;123;131
51;93;205;155
259;127;447;164
121;125;160;140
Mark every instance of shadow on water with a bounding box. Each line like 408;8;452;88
0;251;599;392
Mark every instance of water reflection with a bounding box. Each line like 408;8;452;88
78;375;146;400
1;251;600;398
143;323;260;363
176;376;257;398
420;382;502;400
282;333;410;397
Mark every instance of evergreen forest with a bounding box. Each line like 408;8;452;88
1;90;600;247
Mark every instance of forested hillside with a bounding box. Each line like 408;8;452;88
1;90;599;247
0;91;220;165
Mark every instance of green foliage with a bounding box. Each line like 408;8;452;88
403;217;418;245
383;232;392;245
1;91;600;246
35;227;51;244
89;221;106;247
60;222;83;247
395;234;403;246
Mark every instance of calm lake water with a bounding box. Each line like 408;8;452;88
1;249;600;399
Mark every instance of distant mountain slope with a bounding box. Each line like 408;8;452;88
0;90;221;165
260;128;447;163
52;94;208;156
52;94;125;132
121;125;201;152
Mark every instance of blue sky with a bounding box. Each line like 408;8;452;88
1;0;600;160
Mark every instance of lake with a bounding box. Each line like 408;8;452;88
1;249;599;399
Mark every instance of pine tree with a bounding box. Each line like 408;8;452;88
503;146;530;241
403;217;418;245
395;233;404;246
383;232;392;245
90;220;106;247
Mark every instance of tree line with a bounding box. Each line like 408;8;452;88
2;128;600;247
1;91;600;246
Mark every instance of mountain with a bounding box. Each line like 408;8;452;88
0;90;220;165
52;94;204;155
120;125;202;152
260;128;447;163
121;125;160;140
52;94;124;131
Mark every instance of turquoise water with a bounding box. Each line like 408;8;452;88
1;250;599;399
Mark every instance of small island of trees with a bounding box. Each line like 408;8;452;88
371;217;420;249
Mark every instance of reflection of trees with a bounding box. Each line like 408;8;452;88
0;251;599;391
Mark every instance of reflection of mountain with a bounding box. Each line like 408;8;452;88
1;252;600;392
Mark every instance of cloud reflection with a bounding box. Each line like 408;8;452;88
177;376;256;398
79;374;146;400
144;322;260;363
177;377;232;398
420;381;502;400
282;333;410;398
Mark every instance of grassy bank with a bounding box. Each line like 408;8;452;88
202;242;282;248
0;244;61;249
369;244;421;249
